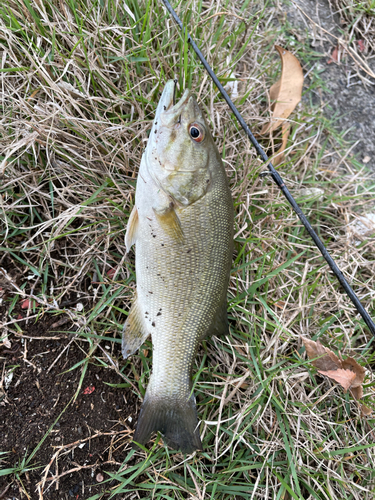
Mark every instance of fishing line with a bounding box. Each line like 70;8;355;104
160;0;375;338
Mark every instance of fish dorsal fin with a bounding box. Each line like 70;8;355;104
153;203;184;243
200;302;230;340
125;206;139;253
122;295;149;359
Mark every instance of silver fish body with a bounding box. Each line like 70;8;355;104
123;81;234;453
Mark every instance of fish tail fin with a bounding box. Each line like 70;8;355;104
132;390;202;454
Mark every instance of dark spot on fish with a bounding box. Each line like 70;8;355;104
157;311;162;316
155;121;158;125
154;129;157;133
187;249;192;253
148;291;153;294
152;322;155;327
145;311;149;315
127;349;131;354
161;243;164;246
152;234;156;238
163;105;166;111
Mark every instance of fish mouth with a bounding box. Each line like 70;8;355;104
154;80;191;125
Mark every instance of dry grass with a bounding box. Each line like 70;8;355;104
1;0;375;499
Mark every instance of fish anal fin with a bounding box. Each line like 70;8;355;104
153;204;184;243
122;296;149;359
133;391;202;454
200;302;230;340
125;206;139;253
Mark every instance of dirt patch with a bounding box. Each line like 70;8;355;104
285;0;375;169
0;268;139;499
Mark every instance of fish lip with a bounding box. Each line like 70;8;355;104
154;80;191;125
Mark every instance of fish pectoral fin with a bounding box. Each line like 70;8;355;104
125;206;139;253
201;302;230;340
122;297;149;359
153;204;184;243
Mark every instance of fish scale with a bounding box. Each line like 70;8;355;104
123;80;233;453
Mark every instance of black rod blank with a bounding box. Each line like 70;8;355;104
160;0;375;338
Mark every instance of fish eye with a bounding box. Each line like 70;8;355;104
189;123;205;143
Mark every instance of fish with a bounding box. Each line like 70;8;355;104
123;80;234;453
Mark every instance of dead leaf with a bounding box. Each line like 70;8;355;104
273;122;290;166
350;385;363;400
328;46;339;64
106;267;117;279
302;337;369;408
83;386;95;395
260;45;303;135
302;337;341;371
341;357;365;388
357;40;365;53
361;404;372;416
317;369;356;391
21;298;40;309
2;337;11;349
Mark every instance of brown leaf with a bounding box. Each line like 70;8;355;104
303;337;368;406
341;357;365;388
302;337;341;371
349;385;363;400
361;404;372;416
273;122;290;166
318;369;356;391
357;40;365;53
260;45;303;134
327;46;339;64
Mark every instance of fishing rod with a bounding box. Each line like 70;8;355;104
161;0;375;338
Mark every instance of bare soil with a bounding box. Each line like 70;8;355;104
286;0;375;168
0;259;139;500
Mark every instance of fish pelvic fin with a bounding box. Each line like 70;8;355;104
133;392;202;454
122;295;149;359
125;206;139;253
153;203;184;243
200;301;230;341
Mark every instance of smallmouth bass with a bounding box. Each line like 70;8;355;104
123;80;234;453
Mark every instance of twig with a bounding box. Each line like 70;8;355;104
0;484;10;499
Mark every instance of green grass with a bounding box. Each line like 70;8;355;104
1;0;375;499
336;0;375;17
